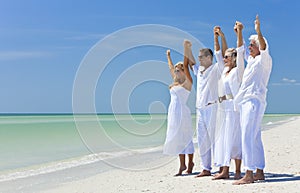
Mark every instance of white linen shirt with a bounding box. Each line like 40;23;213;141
193;51;224;109
234;40;272;106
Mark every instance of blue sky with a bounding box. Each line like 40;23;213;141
0;0;299;114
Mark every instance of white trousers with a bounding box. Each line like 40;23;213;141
196;105;217;171
239;98;265;171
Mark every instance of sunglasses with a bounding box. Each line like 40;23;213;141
224;55;232;59
249;43;257;47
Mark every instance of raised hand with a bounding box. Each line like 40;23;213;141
254;14;266;50
255;14;261;34
166;49;171;57
214;26;220;36
184;39;192;48
234;21;244;48
214;26;221;37
234;21;243;35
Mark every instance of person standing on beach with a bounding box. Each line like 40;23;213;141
233;15;273;185
163;40;195;176
213;25;244;180
186;29;225;178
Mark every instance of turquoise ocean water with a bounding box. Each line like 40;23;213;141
0;113;298;182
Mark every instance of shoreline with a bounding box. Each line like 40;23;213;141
40;116;300;193
1;115;300;193
1;112;299;116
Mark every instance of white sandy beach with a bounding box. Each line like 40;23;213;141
39;117;300;193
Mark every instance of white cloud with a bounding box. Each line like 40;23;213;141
271;77;299;86
282;78;296;83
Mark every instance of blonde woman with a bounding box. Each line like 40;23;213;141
163;40;195;176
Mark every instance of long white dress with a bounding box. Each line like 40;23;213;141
163;85;194;155
214;48;244;167
214;72;242;167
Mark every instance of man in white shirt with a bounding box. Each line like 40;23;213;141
233;15;272;185
188;27;226;177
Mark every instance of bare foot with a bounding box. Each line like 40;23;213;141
234;171;242;180
253;169;265;181
212;172;229;180
219;167;223;173
186;162;194;174
254;174;265;181
213;167;223;177
195;170;211;178
174;165;187;176
232;176;254;185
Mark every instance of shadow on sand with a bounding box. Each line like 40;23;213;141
225;172;300;183
177;171;300;183
263;173;300;183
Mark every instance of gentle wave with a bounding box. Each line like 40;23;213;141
262;116;299;130
0;146;163;182
0;115;167;124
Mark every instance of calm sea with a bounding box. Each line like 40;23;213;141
0;113;297;182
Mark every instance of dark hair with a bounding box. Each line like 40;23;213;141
200;48;213;58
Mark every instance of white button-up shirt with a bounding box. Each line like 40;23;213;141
193;51;224;109
234;40;272;106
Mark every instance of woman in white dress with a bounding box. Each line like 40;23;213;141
163;40;195;176
213;24;245;180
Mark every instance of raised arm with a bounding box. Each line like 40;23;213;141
255;14;266;50
234;21;244;48
220;29;228;57
183;40;193;85
183;39;196;72
166;50;175;79
213;26;225;73
214;26;221;52
214;26;228;57
234;21;245;82
235;21;249;60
